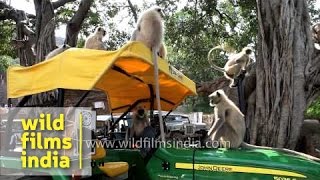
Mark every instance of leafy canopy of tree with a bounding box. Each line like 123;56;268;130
0;55;18;73
0;21;16;58
0;0;319;118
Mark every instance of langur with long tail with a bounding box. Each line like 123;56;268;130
207;89;320;162
207;89;246;148
208;47;252;88
130;6;166;141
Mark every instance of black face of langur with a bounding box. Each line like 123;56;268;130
209;91;222;107
155;7;164;18
135;108;147;120
131;107;149;137
97;27;106;37
244;48;252;55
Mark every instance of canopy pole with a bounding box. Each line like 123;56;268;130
152;48;165;142
57;88;65;107
148;84;155;121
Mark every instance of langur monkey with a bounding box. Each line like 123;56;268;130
130;106;150;138
208;47;252;88
130;6;166;141
208;89;320;162
84;26;106;50
130;6;164;50
207;89;246;148
45;44;71;60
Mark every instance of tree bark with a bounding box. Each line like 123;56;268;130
65;0;94;46
306;48;320;105
0;2;36;66
33;0;56;63
254;0;313;149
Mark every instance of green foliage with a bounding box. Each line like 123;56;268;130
307;0;320;23
55;1;104;36
164;0;257;112
0;56;10;73
2;0;319;114
305;97;320;119
0;21;16;58
77;36;85;48
0;55;18;73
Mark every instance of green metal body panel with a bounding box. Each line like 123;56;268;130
0;156;70;180
1;148;320;179
146;148;320;180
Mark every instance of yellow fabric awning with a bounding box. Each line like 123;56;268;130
7;41;197;112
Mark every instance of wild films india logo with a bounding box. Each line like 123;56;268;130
0;107;94;176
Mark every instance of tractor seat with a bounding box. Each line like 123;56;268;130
91;141;129;177
91;143;106;160
98;162;129;177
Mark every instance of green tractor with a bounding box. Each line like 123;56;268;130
1;42;319;180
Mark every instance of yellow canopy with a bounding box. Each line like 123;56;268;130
7;42;196;112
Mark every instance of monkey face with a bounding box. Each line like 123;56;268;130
96;27;106;37
243;47;252;55
133;106;147;120
209;90;223;106
153;6;164;19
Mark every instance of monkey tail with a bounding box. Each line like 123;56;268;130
207;46;226;73
152;47;165;142
241;142;320;163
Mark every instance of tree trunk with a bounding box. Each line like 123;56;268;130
253;0;313;149
65;0;93;46
0;2;36;66
0;73;6;105
34;0;56;63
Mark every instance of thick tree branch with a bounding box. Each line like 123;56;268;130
0;1;35;66
34;0;55;63
0;2;35;21
65;0;94;47
0;1;10;9
0;6;25;22
52;0;76;9
127;0;138;22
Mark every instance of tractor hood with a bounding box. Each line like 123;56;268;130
147;148;320;179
